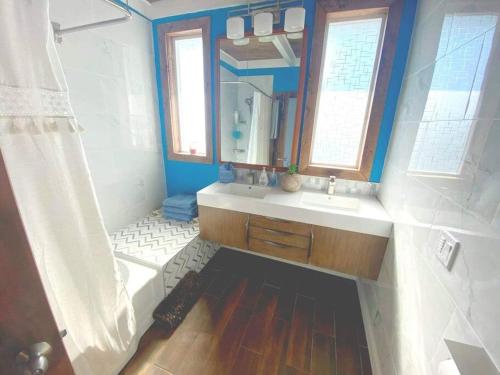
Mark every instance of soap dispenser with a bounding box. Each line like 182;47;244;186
258;167;269;186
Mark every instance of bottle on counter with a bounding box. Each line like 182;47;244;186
258;167;269;186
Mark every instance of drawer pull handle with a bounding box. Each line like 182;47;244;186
262;239;289;249
262;228;292;236
263;216;291;223
245;214;250;245
308;229;314;259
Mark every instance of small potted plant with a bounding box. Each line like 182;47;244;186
280;164;302;192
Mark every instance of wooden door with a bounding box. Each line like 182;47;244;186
0;153;74;374
310;225;388;280
198;206;249;249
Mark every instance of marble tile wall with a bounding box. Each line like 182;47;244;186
232;167;380;195
49;0;165;233
359;0;500;374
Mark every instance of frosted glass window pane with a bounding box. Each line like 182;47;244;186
311;17;384;169
174;36;207;155
409;15;497;175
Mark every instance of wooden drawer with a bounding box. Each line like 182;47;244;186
249;215;311;236
248;226;310;249
248;238;308;263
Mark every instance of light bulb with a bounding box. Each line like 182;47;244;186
227;16;244;40
284;7;305;33
253;12;273;36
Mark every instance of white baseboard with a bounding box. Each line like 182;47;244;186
356;280;382;375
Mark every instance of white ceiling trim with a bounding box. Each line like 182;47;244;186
220;50;300;70
272;34;297;67
144;0;263;20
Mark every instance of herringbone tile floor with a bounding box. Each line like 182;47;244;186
111;210;199;266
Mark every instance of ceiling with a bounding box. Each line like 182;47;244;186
141;0;268;20
220;36;302;62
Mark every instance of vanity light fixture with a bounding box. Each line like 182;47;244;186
226;16;244;40
258;35;275;43
284;7;305;32
253;12;273;36
286;31;303;40
233;37;250;46
226;1;306;41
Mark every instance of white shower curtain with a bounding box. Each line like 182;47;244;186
0;2;135;374
247;91;272;165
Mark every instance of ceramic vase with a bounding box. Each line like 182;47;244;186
280;174;302;192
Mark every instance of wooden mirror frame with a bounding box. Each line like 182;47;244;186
215;29;309;171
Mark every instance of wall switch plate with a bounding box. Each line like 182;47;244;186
436;230;459;270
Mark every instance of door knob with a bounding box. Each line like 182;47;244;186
16;342;52;375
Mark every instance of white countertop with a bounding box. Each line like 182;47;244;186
197;182;393;238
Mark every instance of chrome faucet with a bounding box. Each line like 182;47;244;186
245;171;255;185
327;176;336;195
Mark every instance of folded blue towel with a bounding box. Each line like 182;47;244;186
163;194;197;209
219;174;235;183
162;205;198;216
164;212;197;222
164;201;197;210
219;163;235;183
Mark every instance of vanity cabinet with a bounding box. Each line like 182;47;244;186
198;205;387;280
198;206;249;249
310;226;388;279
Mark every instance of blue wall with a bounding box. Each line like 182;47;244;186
152;0;417;195
369;0;418;181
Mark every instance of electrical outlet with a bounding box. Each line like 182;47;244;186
436;230;459;270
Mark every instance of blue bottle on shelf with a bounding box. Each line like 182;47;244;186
269;168;278;187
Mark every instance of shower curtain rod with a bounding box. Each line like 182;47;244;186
220;80;273;99
51;0;131;43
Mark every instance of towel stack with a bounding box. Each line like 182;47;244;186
162;194;198;222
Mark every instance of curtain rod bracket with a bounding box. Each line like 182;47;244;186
51;0;132;44
52;22;63;44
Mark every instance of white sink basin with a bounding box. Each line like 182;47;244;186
301;192;360;211
217;183;271;199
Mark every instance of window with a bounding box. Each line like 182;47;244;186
158;18;212;163
300;2;403;180
311;16;385;168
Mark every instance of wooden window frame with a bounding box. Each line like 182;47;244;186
157;17;213;164
299;0;404;180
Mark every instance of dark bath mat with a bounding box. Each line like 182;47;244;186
153;271;202;330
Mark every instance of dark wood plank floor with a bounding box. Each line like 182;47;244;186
121;249;371;375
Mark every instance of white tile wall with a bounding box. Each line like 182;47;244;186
359;0;500;374
49;0;165;233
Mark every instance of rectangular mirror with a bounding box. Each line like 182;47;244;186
217;31;307;169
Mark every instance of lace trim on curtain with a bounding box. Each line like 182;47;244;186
0;117;84;135
0;85;73;118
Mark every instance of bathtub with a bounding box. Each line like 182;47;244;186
116;257;164;337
